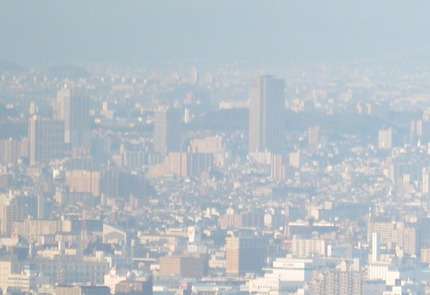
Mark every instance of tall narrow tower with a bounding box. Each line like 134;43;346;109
371;232;381;262
249;75;285;154
56;86;91;150
154;107;182;155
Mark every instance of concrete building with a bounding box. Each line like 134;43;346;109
225;236;267;276
28;117;65;165
148;152;212;179
219;211;264;229
6;264;50;294
289;151;302;169
312;269;364;295
115;277;153;295
153;107;182;155
0;254;19;294
65;170;101;197
0;139;24;165
378;128;392;150
0;194;28;237
246;257;314;294
159;256;208;278
271;154;287;181
367;220;417;256
312;260;363;295
422;168;430;193
188;136;223;154
291;238;327;258
308;126;320;146
54;285;111;295
12;219;60;243
35;251;109;285
56;86;91;150
249;75;285;154
371;232;381;263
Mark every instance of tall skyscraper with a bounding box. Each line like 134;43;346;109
0;139;23;165
378;128;392;150
28;117;65;165
56;86;91;149
308;126;320;146
249;75;285;154
154;107;182;155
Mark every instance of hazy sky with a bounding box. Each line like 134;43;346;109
1;1;430;66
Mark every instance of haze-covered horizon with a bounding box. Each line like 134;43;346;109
2;1;430;68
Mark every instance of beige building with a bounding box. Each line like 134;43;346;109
7;270;50;294
148;152;212;178
103;224;128;246
289;151;301;169
225;236;267;276
13;219;60;243
65;170;101;197
115;277;152;295
308;126;320;146
291;238;327;258
189;136;224;154
219;211;264;229
367;220;417;256
159;255;208;278
0;255;19;293
378;128;392;150
54;285;110;295
0;195;28;237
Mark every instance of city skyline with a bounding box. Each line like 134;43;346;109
2;2;430;295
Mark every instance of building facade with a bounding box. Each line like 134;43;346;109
56;87;91;150
249;75;285;154
153;107;182;155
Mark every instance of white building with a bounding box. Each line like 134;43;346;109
246;257;314;295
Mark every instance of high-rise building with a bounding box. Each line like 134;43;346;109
0;139;23;165
371;232;381;262
271;154;286;181
28;117;65;165
154;107;182;155
249;75;285;153
378;128;392;150
56;87;91;149
225;236;267;276
309;126;320;146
